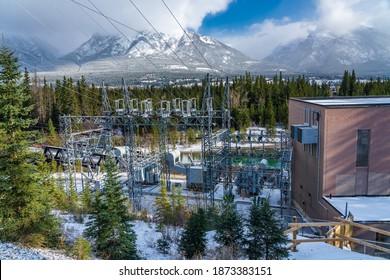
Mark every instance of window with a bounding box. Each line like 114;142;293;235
356;130;370;167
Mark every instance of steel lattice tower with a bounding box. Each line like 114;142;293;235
58;74;292;213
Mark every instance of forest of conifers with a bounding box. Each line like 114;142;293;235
22;69;390;135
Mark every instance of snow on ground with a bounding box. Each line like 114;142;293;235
1;217;384;260
2;188;384;260
0;243;71;260
288;235;385;260
324;196;390;222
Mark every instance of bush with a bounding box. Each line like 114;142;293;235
21;233;47;248
70;237;92;260
156;226;172;254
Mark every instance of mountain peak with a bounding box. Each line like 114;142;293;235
3;34;59;71
264;28;390;75
59;30;271;73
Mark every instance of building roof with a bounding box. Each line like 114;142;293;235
324;196;390;222
291;96;390;107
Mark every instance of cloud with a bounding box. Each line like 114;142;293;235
0;0;233;54
1;0;389;60
219;19;316;60
215;0;390;59
315;0;390;35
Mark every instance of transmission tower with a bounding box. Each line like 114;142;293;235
58;74;291;214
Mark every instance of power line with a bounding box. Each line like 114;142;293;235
87;0;161;72
7;2;191;109
158;0;235;119
70;0;140;34
75;1;110;35
12;0;227;112
46;0;90;39
70;0;227;85
128;0;192;74
160;0;221;76
87;0;207;105
71;0;180;81
84;0;194;102
14;1;58;37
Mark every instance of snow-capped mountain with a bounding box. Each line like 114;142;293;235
59;32;279;76
60;34;132;63
3;35;59;71
2;32;281;81
264;27;390;75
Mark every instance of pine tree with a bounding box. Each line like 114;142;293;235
0;44;61;247
245;198;289;260
84;157;138;260
178;208;207;259
214;194;244;258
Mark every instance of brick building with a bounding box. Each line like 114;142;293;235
289;96;390;256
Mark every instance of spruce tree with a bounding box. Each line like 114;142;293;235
245;198;289;260
81;180;93;214
245;197;265;259
0;44;61;247
214;194;244;258
84;157;138;260
178;207;207;259
47;118;60;146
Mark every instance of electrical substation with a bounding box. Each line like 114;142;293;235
45;74;292;216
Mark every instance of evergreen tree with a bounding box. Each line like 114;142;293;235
350;70;357;96
154;174;172;226
340;70;350;96
53;179;68;211
214;194;244;258
81;180;93;214
42;77;54;122
264;92;276;135
70;237;92;260
245;198;289;260
0;44;61;247
47;118;60;146
178;208;207;259
173;184;189;226
84;157;138;260
186;127;196;144
67;179;79;214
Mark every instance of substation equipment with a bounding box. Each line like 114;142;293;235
49;74;291;214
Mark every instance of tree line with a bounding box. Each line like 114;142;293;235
21;71;332;137
21;67;390;140
339;70;390;96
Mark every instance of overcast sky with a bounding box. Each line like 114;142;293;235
0;0;389;59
